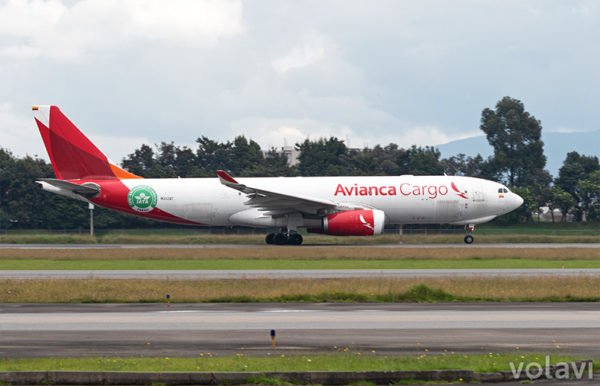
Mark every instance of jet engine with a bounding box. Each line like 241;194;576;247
312;209;385;236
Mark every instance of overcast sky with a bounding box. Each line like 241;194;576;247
1;0;598;163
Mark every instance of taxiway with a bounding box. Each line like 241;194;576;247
1;243;599;249
1;303;598;358
1;268;599;279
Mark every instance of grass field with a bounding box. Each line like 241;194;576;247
0;354;591;373
0;246;598;270
0;246;598;302
476;222;600;235
1;246;598;259
0;258;598;270
2;277;599;303
1;222;599;244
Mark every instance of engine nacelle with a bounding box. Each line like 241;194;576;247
318;209;385;236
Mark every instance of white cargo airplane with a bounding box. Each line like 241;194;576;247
33;105;523;245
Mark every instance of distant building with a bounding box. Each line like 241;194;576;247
263;146;301;166
265;145;362;167
281;146;300;166
535;206;574;222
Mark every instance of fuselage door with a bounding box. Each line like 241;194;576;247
471;182;484;203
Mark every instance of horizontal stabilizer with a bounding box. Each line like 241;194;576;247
37;178;100;199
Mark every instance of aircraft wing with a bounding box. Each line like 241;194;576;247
216;170;342;215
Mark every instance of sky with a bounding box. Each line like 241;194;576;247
0;0;598;164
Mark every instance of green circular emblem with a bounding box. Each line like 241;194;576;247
127;185;158;213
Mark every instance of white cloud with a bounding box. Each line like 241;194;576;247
0;104;152;163
0;0;243;61
0;0;66;38
230;116;480;151
398;127;481;148
128;0;243;42
546;127;590;134
231;117;352;148
0;0;598;166
0;103;46;158
272;32;327;73
87;134;153;164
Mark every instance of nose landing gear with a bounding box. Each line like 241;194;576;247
464;224;475;244
265;231;303;245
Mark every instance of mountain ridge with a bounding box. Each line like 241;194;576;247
436;130;600;178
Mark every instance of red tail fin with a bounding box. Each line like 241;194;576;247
32;106;141;180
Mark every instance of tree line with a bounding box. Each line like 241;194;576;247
1;96;598;230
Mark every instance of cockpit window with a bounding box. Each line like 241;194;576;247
498;187;510;194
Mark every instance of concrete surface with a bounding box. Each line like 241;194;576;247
2;268;600;279
1;303;599;358
1;243;599;249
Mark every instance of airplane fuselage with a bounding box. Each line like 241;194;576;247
33;105;524;244
78;175;521;227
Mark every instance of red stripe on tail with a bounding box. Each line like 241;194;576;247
33;106;141;180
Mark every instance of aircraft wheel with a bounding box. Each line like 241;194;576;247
265;233;276;244
273;233;288;245
288;233;303;245
464;235;474;244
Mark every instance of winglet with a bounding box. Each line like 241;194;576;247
216;170;238;185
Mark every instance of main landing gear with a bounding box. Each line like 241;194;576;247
265;231;303;245
464;224;475;244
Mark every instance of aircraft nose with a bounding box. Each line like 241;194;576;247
514;193;524;208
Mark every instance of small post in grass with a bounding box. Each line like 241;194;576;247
166;293;170;307
88;203;94;237
270;329;276;347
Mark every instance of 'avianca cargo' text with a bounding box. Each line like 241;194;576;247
334;183;456;199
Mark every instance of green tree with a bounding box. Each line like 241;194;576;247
480;97;546;187
261;148;296;177
122;142;201;178
123;136;296;178
173;146;202;177
527;168;553;221
352;144;402;175
0;148;87;229
121;144;157;177
548;186;575;223
401;146;444;175
577;170;600;221
555;152;600;221
231;136;266;175
296;137;351;176
555;152;599;194
440;153;488;177
195;136;233;176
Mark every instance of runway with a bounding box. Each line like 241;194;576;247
2;268;600;279
1;243;599;249
1;303;599;357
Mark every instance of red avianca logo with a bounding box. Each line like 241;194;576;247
451;182;468;199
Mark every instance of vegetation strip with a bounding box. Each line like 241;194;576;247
1;228;599;246
2;279;599;303
0;370;475;386
1;246;599;260
0;354;589;373
0;258;598;270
